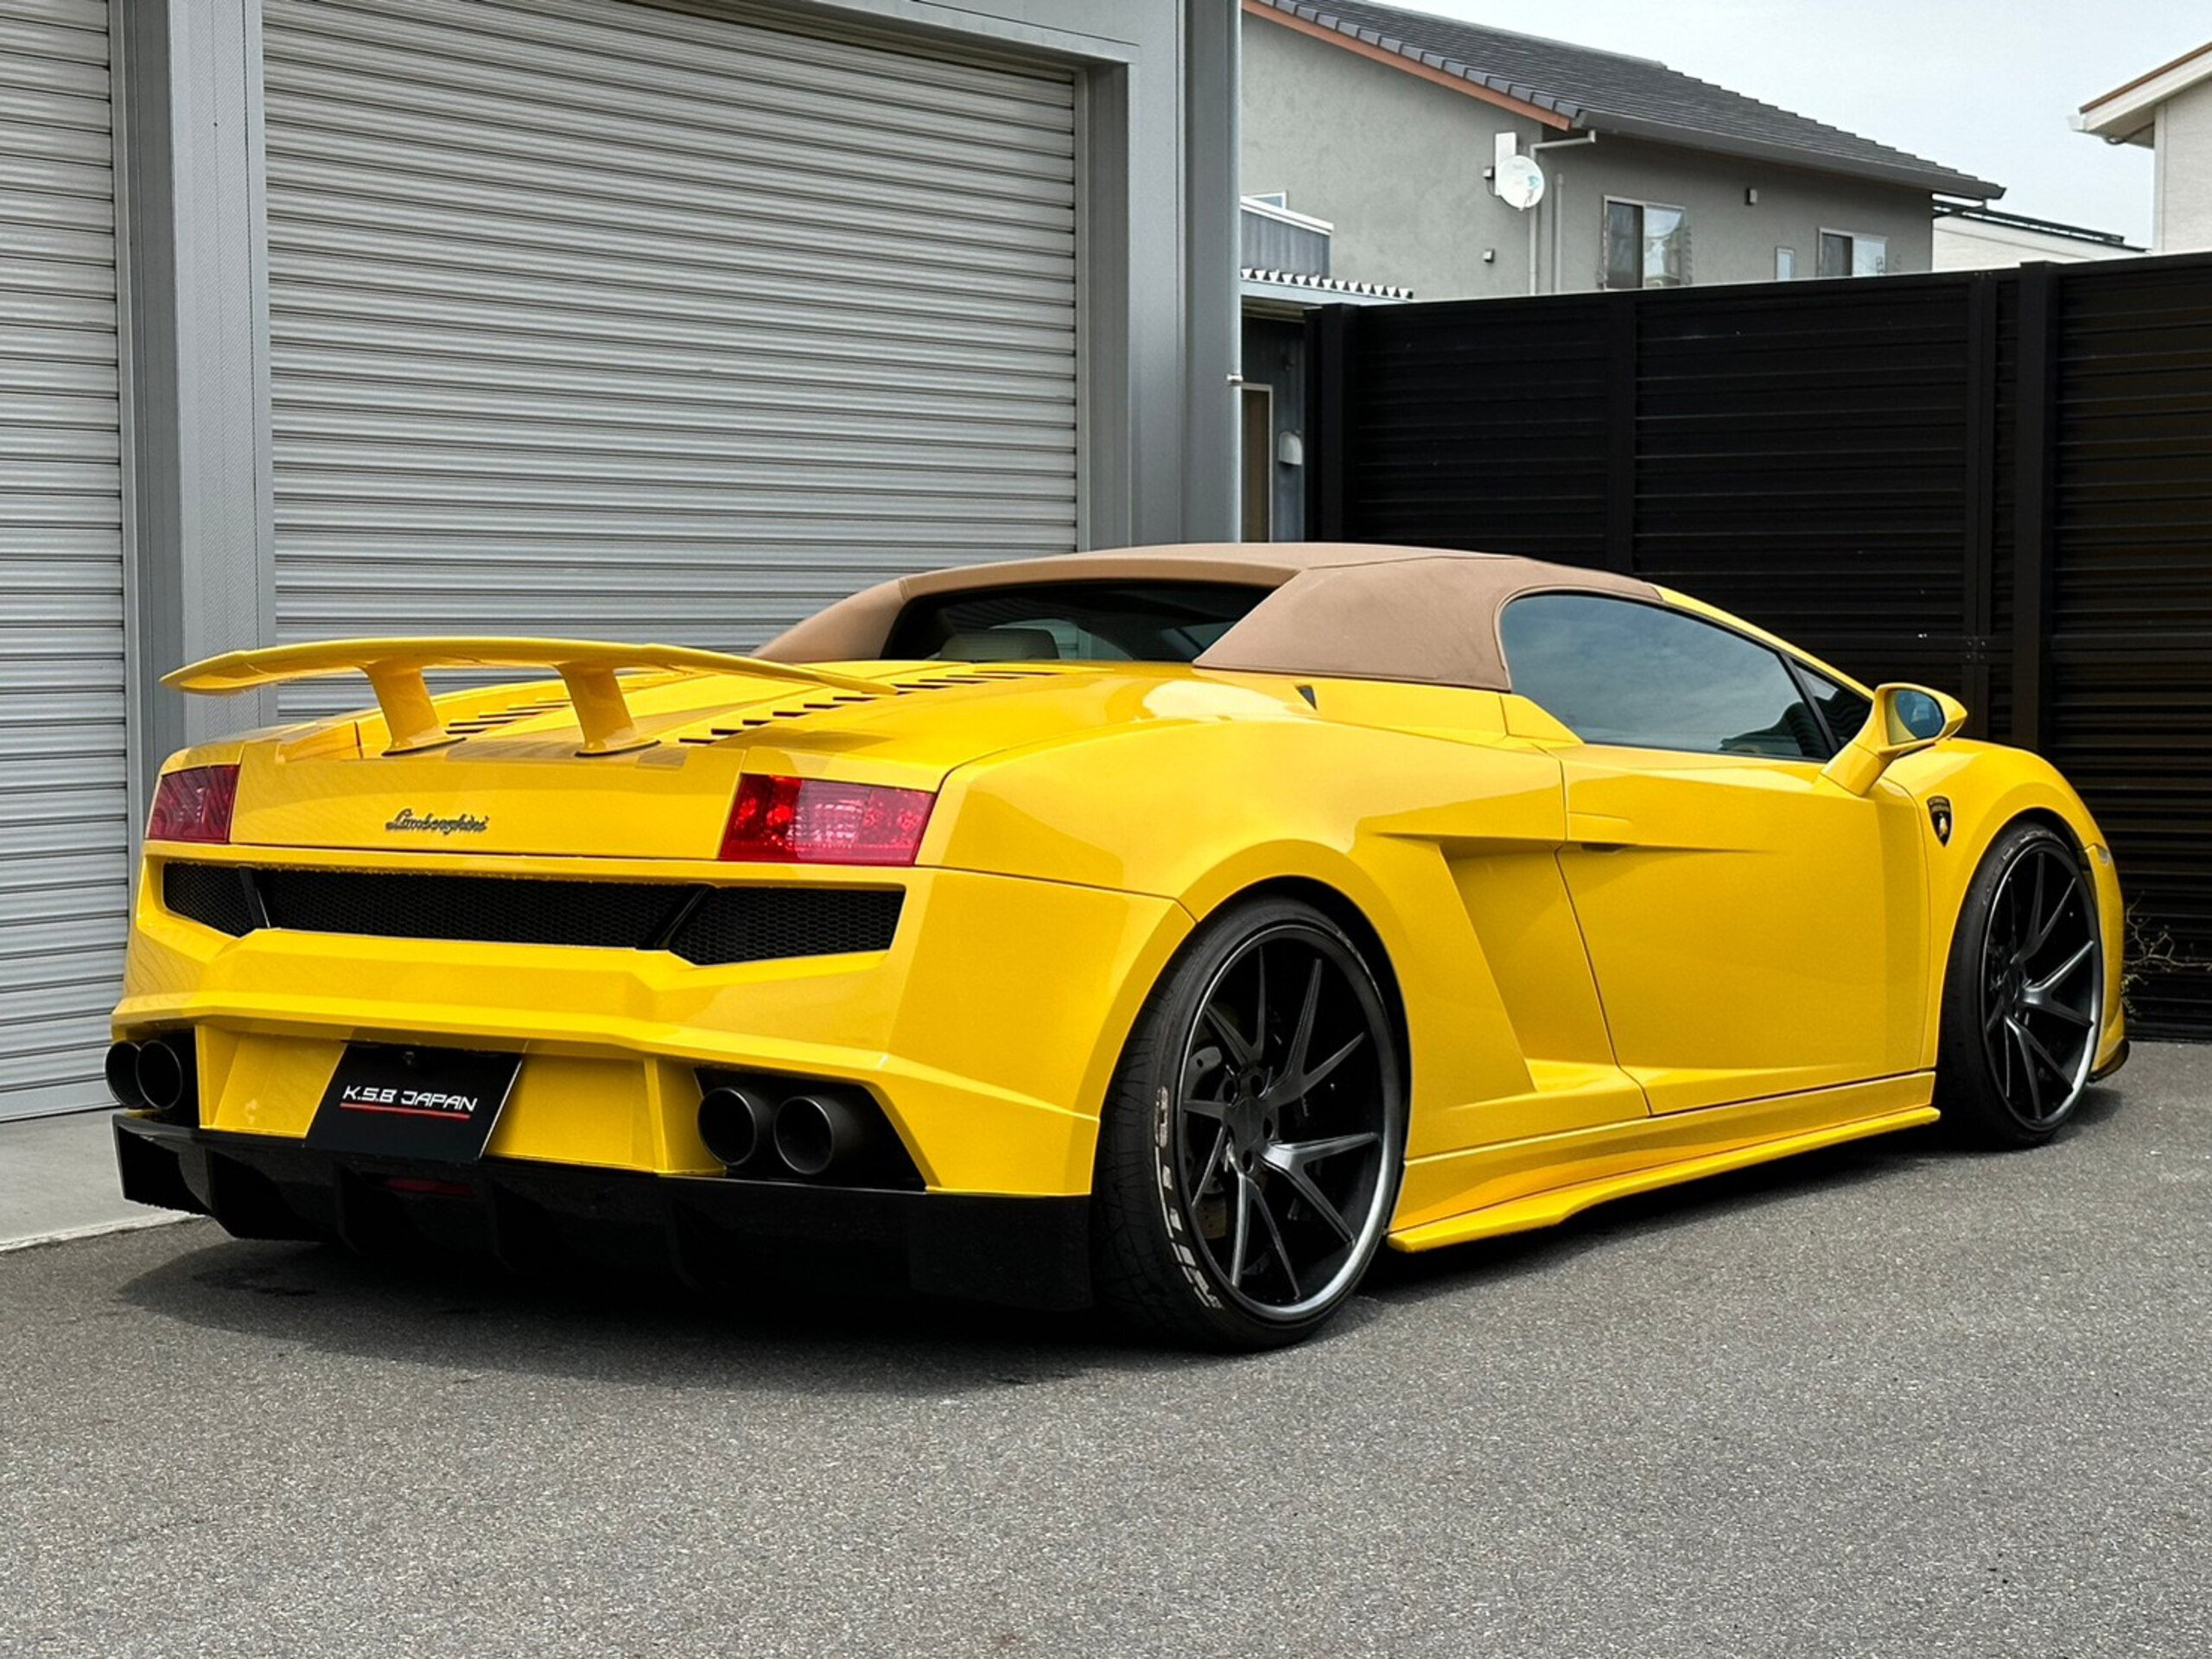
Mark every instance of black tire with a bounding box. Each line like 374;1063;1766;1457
1091;896;1406;1350
1936;821;2104;1149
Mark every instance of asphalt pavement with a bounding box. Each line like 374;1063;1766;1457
2;1046;2206;1657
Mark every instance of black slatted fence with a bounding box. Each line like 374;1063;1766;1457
1308;254;2212;1038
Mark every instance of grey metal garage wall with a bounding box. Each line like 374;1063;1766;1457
259;0;1079;714
0;0;129;1120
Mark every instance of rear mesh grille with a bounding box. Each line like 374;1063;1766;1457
667;887;905;966
262;868;686;950
162;864;902;965
162;862;262;938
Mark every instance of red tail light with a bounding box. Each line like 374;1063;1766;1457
719;775;934;866
146;765;238;844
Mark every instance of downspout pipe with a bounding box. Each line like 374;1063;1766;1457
1531;130;1599;293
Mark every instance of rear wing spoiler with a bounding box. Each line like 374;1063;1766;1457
165;637;891;756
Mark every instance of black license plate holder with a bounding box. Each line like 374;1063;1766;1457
304;1043;521;1163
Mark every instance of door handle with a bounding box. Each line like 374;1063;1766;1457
1567;810;1634;850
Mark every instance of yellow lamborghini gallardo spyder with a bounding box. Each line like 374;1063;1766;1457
109;544;2126;1348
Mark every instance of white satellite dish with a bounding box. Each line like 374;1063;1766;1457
1496;153;1546;211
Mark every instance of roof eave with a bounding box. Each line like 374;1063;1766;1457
1580;111;2004;201
1243;0;1574;130
2077;40;2212;137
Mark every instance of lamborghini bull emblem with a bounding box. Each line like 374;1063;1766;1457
1929;797;1954;846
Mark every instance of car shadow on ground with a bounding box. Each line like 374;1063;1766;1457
114;1083;2128;1389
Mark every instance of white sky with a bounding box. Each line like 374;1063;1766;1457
1410;0;2202;245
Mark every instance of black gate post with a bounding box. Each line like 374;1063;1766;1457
1961;273;1999;737
2012;263;2062;752
1603;295;1637;575
1306;303;1356;540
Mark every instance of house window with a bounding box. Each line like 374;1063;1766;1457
1604;199;1688;289
1817;231;1887;278
1775;246;1796;281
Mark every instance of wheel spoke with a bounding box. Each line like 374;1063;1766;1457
1181;1091;1230;1122
1302;1033;1367;1095
2030;939;2095;995
1260;1143;1357;1243
1999;868;2024;957
1252;946;1268;1061
1285;963;1322;1074
1194;1122;1230;1198
1263;1031;1369;1110
2015;1018;2073;1088
1202;1002;1258;1068
1227;1169;1253;1285
1249;1180;1301;1300
2035;999;2094;1030
1276;1130;1380;1165
2025;869;2074;959
2007;1019;2046;1118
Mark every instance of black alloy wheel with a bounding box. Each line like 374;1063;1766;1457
1938;822;2103;1147
1093;897;1404;1349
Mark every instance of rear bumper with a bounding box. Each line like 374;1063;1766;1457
116;1114;1093;1311
112;858;1192;1196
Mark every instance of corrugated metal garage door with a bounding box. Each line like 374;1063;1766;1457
0;0;127;1120
260;0;1079;715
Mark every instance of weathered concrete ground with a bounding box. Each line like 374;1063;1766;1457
2;1046;2205;1656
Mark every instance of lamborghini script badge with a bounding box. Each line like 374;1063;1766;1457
385;808;489;836
1928;797;1954;846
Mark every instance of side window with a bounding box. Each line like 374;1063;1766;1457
1499;594;1827;760
1796;664;1872;753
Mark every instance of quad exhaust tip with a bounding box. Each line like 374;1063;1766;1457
105;1040;147;1110
772;1092;875;1179
696;1084;776;1171
105;1035;198;1119
136;1038;194;1115
696;1080;880;1179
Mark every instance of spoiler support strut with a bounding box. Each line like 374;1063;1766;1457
165;637;893;758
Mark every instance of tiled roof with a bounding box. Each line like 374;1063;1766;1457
1250;0;2002;200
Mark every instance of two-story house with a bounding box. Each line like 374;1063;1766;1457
2076;41;2212;253
1236;0;2005;536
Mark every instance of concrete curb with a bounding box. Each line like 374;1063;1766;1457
0;1211;199;1258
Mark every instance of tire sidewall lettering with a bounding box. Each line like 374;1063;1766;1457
1149;1081;1222;1311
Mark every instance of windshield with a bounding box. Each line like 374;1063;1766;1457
881;580;1270;664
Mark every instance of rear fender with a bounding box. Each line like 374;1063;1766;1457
938;717;1570;1155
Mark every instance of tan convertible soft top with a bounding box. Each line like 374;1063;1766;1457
755;543;1658;693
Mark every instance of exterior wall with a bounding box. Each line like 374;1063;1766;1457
1241;12;1937;301
1933;219;2133;270
1240;13;1544;299
1547;136;1936;291
2155;79;2212;252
